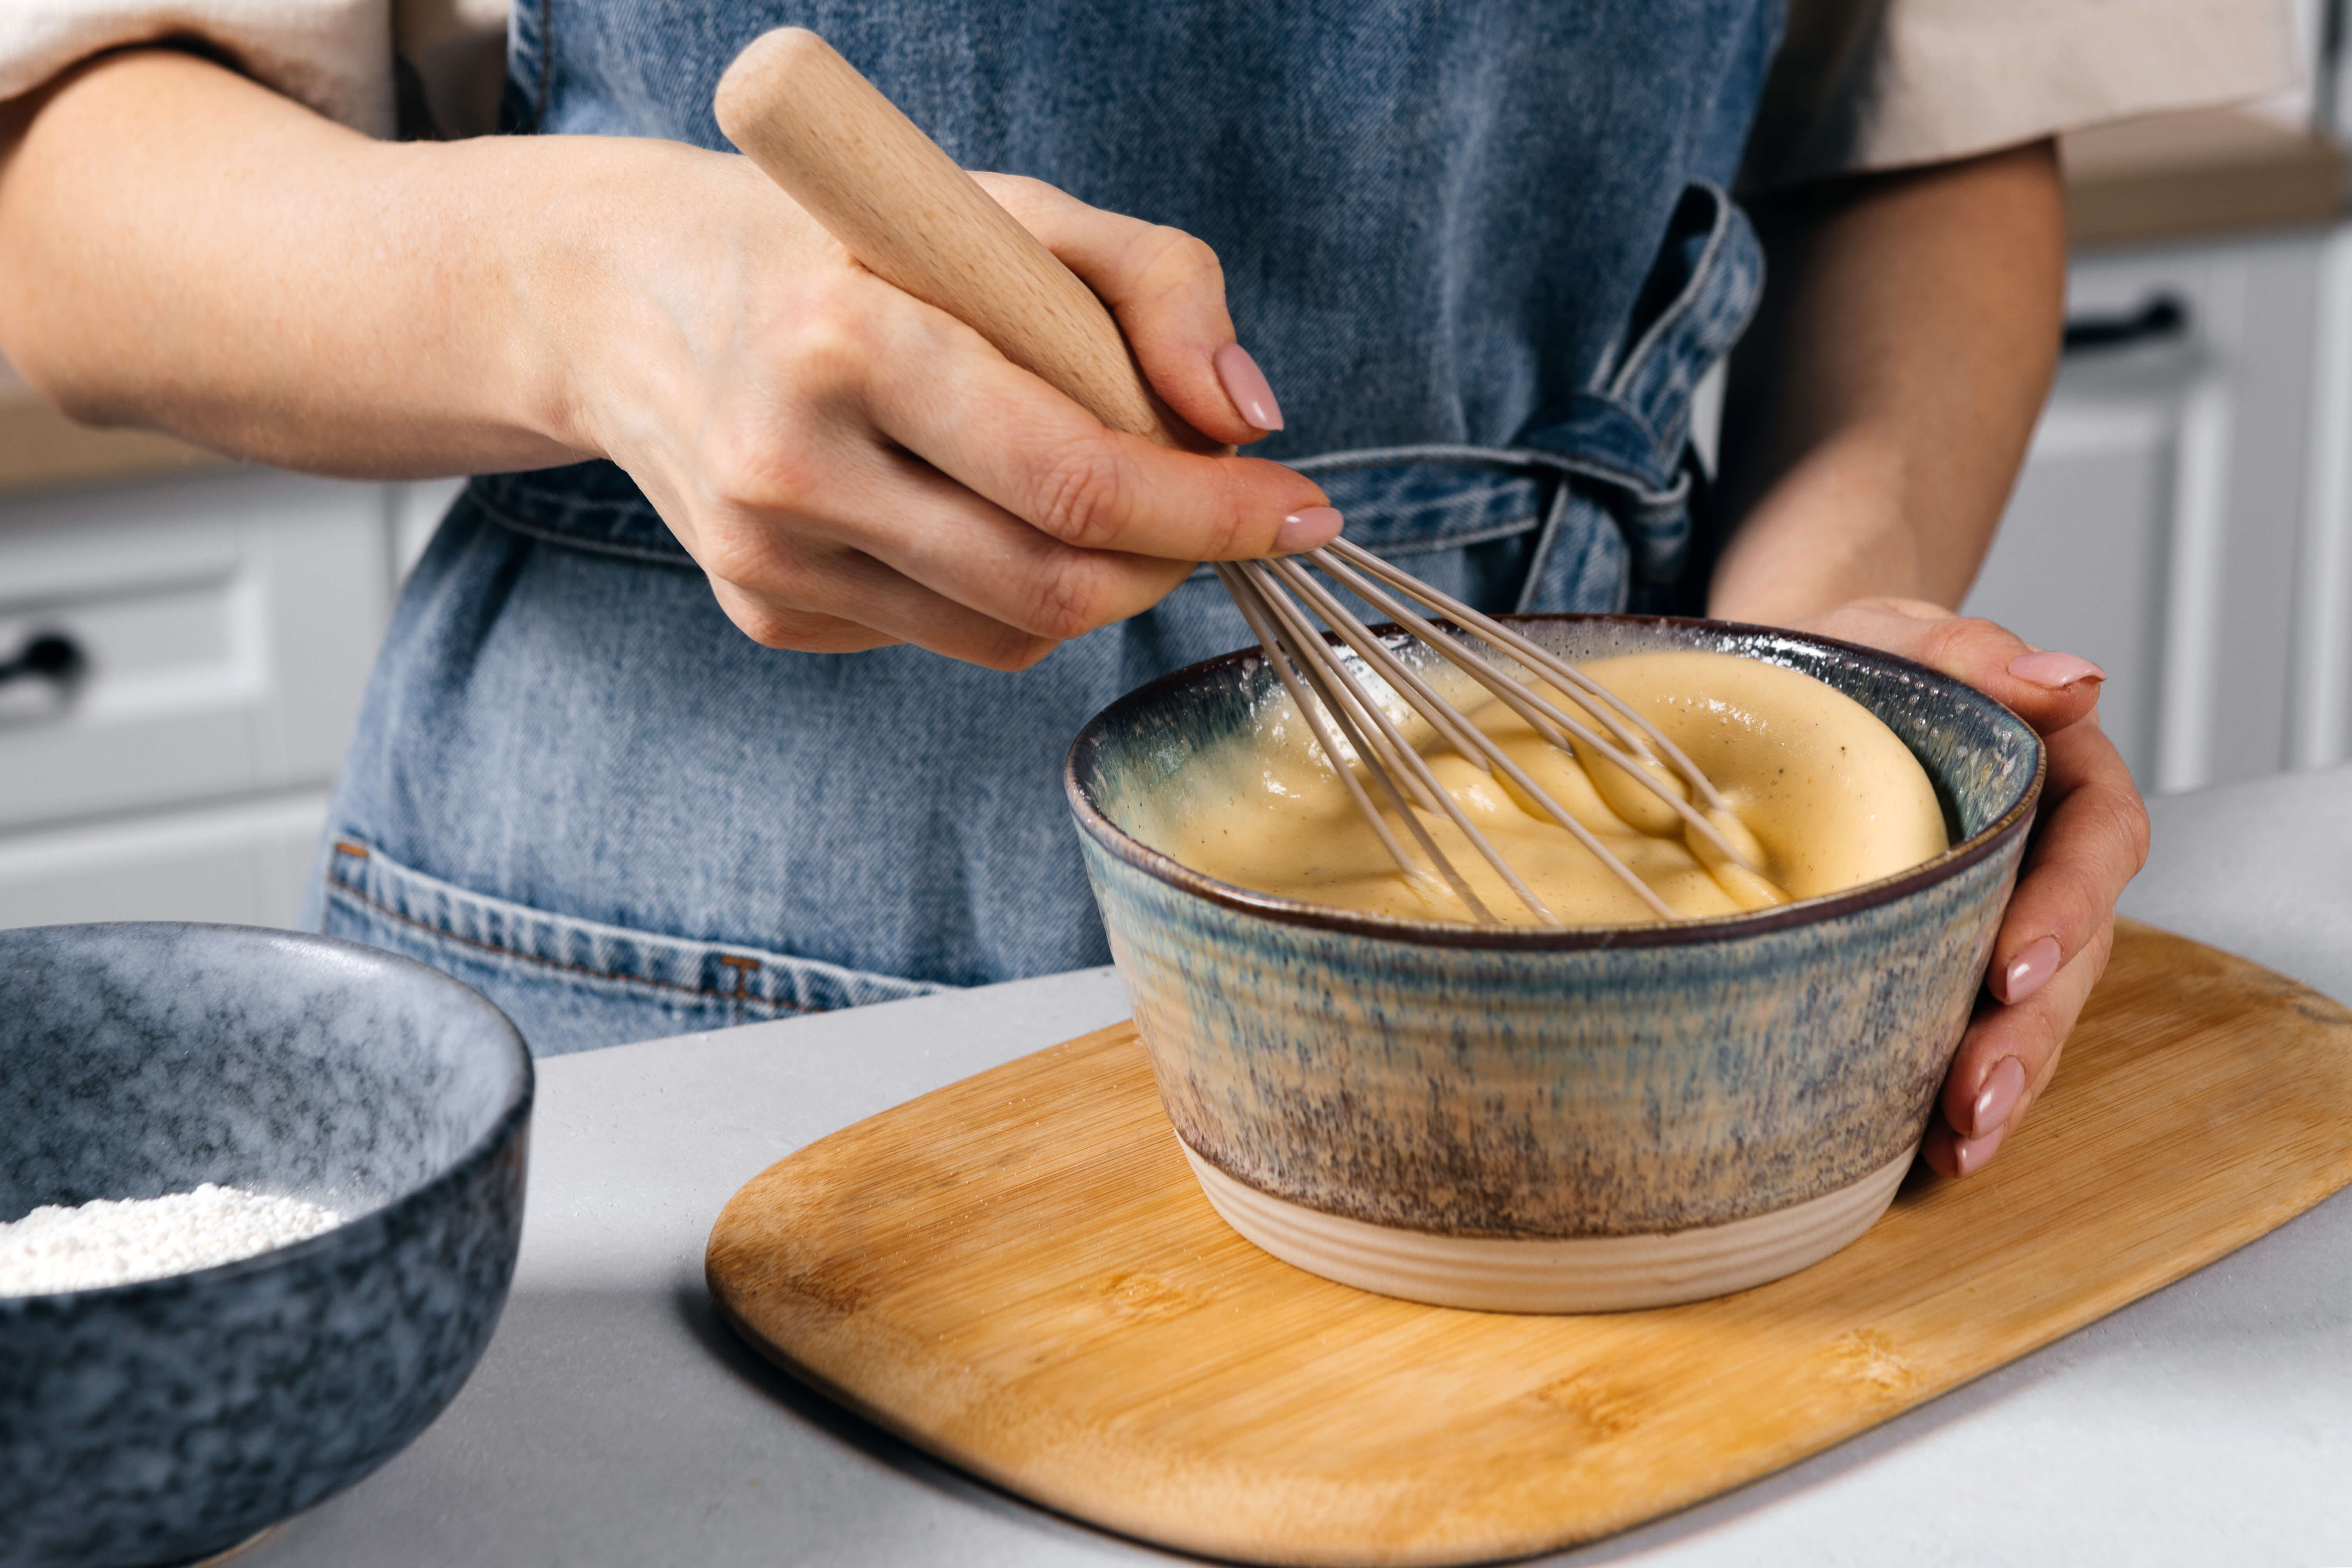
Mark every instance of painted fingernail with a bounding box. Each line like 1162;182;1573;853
1214;342;1285;432
2009;651;2106;689
1970;1055;2027;1138
1951;1123;2009;1178
1996;935;2062;1004
1273;506;1343;554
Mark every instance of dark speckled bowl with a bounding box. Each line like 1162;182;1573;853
0;923;531;1568
1067;616;2043;1312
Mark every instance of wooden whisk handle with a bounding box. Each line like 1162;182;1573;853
714;28;1210;453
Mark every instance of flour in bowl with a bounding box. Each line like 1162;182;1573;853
0;1183;342;1296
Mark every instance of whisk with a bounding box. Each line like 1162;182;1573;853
715;30;1774;926
1209;548;1777;924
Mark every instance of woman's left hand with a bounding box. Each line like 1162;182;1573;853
1788;597;2151;1177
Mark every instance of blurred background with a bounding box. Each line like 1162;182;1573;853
4;4;2350;934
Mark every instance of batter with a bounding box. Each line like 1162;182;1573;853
1166;649;1951;926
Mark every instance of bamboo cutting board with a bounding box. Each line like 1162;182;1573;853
706;922;2352;1566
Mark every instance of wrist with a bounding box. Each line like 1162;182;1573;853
1708;427;1929;623
488;136;764;468
437;136;643;465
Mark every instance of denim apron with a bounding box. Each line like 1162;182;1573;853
312;0;1783;1054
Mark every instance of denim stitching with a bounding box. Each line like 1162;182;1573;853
324;866;810;1011
1293;442;1662;498
1608;183;1738;407
469;486;702;570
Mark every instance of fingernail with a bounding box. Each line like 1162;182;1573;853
1214;342;1285;432
1952;1123;2009;1178
1996;935;2062;1004
1273;506;1343;554
1970;1055;2027;1138
2009;651;2106;689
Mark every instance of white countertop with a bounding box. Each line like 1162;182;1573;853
247;768;2352;1567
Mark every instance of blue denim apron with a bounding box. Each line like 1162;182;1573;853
312;0;1782;1053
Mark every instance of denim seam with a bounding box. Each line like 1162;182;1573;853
1512;479;1579;616
1607;181;1737;408
1292;442;1662;499
323;858;812;1013
470;488;704;571
1180;511;1541;579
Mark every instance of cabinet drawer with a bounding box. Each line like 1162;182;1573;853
0;790;327;929
0;470;391;833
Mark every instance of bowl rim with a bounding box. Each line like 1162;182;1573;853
1064;612;2047;950
0;921;534;1307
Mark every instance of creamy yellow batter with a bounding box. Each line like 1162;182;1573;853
1164;649;1950;926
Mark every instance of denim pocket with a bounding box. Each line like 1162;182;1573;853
319;837;950;1056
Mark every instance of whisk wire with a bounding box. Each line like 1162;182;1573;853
1263;559;1677;923
1213;564;1477;913
1235;562;1551;921
1321;539;1731;813
1302;547;1767;880
1214;536;1798;925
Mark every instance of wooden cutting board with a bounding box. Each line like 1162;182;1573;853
706;922;2352;1566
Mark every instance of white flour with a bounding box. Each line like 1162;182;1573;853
0;1183;343;1296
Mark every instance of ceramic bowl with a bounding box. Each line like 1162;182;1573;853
1066;615;2043;1312
0;923;532;1568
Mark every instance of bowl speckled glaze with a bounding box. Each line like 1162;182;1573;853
1066;616;2043;1312
0;923;531;1568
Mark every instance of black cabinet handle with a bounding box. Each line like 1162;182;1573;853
0;631;88;689
2063;294;2189;354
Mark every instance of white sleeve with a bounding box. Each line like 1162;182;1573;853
0;0;509;140
1749;0;2297;191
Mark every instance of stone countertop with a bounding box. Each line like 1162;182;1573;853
237;765;2352;1567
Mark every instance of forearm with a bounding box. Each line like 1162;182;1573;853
0;48;636;477
1710;141;2066;623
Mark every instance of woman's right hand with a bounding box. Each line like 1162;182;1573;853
531;147;1336;668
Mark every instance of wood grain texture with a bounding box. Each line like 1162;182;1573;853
714;28;1212;453
707;922;2352;1566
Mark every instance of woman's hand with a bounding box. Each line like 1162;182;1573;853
0;49;1335;671
1790;598;2151;1177
543;157;1336;668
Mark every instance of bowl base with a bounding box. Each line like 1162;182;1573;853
1181;1142;1914;1313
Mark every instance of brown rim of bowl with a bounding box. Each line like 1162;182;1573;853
1064;613;2048;951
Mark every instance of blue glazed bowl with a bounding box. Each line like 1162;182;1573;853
0;923;531;1568
1066;616;2043;1310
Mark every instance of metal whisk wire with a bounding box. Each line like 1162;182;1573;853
1217;547;1771;927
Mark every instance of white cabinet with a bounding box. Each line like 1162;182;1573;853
0;469;390;829
0;470;463;930
1966;228;2347;794
0;793;330;929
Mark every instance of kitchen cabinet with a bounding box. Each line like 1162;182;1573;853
1965;232;2330;792
1961;111;2350;794
0;465;462;930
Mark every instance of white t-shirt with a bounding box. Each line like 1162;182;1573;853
0;0;2297;182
